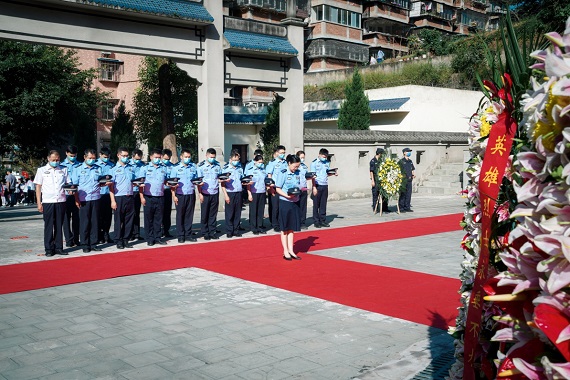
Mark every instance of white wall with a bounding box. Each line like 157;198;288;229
224;124;261;163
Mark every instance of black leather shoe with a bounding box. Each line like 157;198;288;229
45;250;55;257
238;226;246;231
314;223;322;228
283;255;292;261
137;236;145;241
210;235;219;240
117;242;125;249
106;237;113;244
291;255;301;260
65;242;75;248
234;233;242;238
203;236;211;241
321;222;330;227
123;241;134;248
407;209;414;212
55;250;68;256
91;246;102;252
252;231;259;235
273;228;281;233
301;225;308;230
226;234;233;238
187;237;197;242
178;238;185;243
259;230;267;234
147;242;155;246
157;240;167;245
164;233;173;238
82;248;91;253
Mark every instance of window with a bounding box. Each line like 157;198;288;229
101;101;116;121
98;59;123;82
312;5;361;28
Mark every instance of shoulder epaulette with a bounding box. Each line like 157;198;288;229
281;169;287;173
198;161;205;167
270;158;277;162
312;158;318;162
223;164;229;169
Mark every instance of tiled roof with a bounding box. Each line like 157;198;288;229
225;113;267;124
79;0;214;23
224;29;298;56
304;129;468;144
304;97;409;121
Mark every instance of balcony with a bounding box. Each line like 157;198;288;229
471;0;487;7
231;0;310;16
306;39;369;63
363;0;411;11
418;10;453;21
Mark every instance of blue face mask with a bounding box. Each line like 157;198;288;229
255;162;264;169
67;156;76;162
183;158;191;165
278;153;285;160
86;159;96;166
300;158;305;163
406;152;412;157
152;158;161;165
101;157;109;163
49;161;59;168
162;159;170;165
120;157;129;164
320;156;327;162
207;157;215;164
231;160;239;167
133;159;140;164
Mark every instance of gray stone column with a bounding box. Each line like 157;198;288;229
279;18;306;154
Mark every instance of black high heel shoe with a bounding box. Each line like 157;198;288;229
290;253;301;260
283;255;292;261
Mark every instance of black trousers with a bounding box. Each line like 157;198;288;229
176;193;196;239
80;199;100;248
269;192;280;229
113;195;135;242
225;192;242;235
200;193;219;237
99;193;112;240
63;194;80;245
162;190;172;236
131;191;142;238
249;192;266;233
144;195;164;244
298;189;308;226
43;202;66;252
399;181;413;210
312;184;328;225
372;186;388;212
9;191;17;206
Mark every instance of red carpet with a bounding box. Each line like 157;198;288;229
0;213;462;329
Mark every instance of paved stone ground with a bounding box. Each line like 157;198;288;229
0;194;466;379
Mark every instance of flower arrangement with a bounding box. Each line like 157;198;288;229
376;155;404;200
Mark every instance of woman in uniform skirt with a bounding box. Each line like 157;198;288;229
274;154;302;260
245;154;267;235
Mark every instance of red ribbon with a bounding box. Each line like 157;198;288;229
463;111;516;379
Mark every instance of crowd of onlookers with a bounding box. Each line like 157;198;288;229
1;169;35;207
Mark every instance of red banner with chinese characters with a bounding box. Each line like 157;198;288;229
463;111;516;380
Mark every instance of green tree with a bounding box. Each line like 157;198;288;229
110;101;137;155
418;29;454;56
260;96;280;162
513;0;570;33
338;68;370;130
0;41;104;160
132;57;198;158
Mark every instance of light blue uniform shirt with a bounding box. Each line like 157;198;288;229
129;159;146;193
197;160;221;195
110;163;136;196
162;161;174;189
311;158;330;186
244;160;255;173
171;162;198;195
140;163;168;196
245;164;267;194
222;163;243;193
97;159;115;195
275;168;301;202
298;162;309;190
266;158;287;184
71;163;102;202
61;158;82;180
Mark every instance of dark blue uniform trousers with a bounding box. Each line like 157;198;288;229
99;193;112;241
63;194;80;245
144;195;164;244
131;191;142;239
269;192;280;229
162;190;172;236
80;199;100;248
175;193;196;239
43;202;66;252
225;192;242;235
249;192;266;233
312;184;328;225
113;195;134;243
298;189;308;226
200;193;219;237
399;180;413;210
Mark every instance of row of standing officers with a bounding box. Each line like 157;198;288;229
34;145;337;257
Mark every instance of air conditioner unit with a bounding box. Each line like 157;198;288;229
245;102;259;108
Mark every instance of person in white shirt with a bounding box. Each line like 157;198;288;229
34;150;70;257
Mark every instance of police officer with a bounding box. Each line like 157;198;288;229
197;148;222;240
370;148;389;213
72;148;105;253
245;154;267;235
109;147;136;249
275;154;302;261
61;145;81;247
97;147;115;244
34;150;69;257
311;148;338;228
161;148;175;238
221;150;244;238
171;148;198;243
399;148;416;212
129;149;145;241
266;145;287;232
139;148;169;246
296;150;311;230
243;148;263;205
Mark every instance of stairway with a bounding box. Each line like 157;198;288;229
417;162;464;195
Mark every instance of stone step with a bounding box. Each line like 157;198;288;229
441;162;464;169
421;180;462;188
432;169;463;176
427;174;459;182
417;186;461;195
